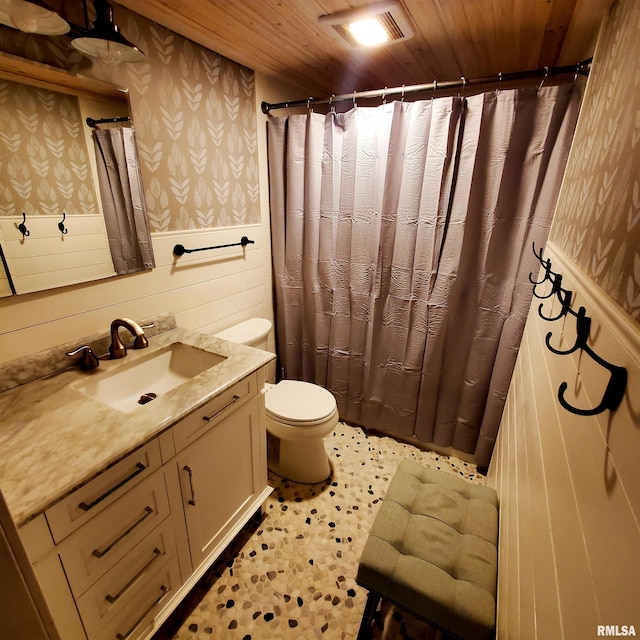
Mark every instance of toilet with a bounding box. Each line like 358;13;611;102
213;319;338;483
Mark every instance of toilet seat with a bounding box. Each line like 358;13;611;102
265;380;337;427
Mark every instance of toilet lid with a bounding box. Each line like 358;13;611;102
265;380;337;424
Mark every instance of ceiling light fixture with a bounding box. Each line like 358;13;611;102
71;0;144;64
348;17;389;47
0;0;69;35
319;0;414;49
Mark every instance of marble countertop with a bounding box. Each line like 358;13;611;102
0;327;275;527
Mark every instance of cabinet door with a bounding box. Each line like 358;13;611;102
177;398;261;568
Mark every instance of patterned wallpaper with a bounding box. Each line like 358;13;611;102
0;80;99;217
549;0;640;320
0;3;259;232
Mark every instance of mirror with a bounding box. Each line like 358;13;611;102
0;51;152;296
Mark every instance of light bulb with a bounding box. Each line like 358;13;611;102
98;42;124;65
348;17;389;46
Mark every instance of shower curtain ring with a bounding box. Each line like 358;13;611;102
538;66;549;91
353;91;357;109
495;72;502;93
401;85;405;102
382;87;387;105
458;77;467;97
329;94;336;113
431;80;437;100
307;97;314;113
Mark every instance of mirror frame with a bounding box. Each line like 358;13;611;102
0;52;149;296
0;51;128;106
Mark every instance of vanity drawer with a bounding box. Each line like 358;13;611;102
46;439;162;542
172;373;256;453
76;518;177;637
94;554;180;640
58;470;170;597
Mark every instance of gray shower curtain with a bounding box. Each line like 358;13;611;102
268;85;581;467
93;126;155;275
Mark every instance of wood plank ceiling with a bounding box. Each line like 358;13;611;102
119;0;614;99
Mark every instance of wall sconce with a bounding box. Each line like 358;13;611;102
0;0;69;35
0;0;144;64
71;0;145;64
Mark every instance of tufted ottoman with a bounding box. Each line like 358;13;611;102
356;459;499;640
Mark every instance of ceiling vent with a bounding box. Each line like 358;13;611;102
319;0;414;48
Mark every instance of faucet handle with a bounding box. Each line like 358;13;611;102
132;322;153;349
67;345;100;370
133;334;149;349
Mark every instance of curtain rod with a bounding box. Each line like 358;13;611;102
86;116;131;128
261;58;592;114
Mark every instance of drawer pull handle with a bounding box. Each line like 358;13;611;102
92;506;154;558
202;394;241;421
115;584;169;640
79;462;147;511
105;547;163;603
183;466;196;506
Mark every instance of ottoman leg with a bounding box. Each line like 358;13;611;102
357;591;381;640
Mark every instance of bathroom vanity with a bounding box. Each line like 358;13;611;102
0;321;275;640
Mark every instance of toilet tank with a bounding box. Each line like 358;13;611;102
213;318;272;349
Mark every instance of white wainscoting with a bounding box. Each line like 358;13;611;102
0;222;274;364
488;241;640;639
0;215;115;294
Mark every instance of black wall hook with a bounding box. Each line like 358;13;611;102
529;242;551;284
538;286;572;321
58;212;68;235
18;212;30;238
557;356;627;416
545;306;590;355
533;271;564;300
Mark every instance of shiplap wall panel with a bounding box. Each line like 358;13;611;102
0;215;115;294
512;364;536;639
528;307;600;640
0;225;266;328
8;265;116;295
8;249;114;276
0;267;12;297
0;222;273;363
521;360;563;640
489;242;640;639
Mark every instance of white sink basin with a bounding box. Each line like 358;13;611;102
76;342;227;413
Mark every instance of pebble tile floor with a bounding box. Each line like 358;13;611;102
152;422;483;640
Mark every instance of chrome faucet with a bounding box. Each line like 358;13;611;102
109;318;149;359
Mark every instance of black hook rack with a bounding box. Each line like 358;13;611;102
531;243;627;417
173;236;254;257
